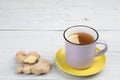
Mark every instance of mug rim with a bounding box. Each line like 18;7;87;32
63;25;99;45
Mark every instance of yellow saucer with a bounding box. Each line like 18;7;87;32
55;47;106;76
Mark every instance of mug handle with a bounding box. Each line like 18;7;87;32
95;40;108;56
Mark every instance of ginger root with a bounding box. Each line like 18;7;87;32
16;51;40;64
31;59;51;75
16;51;52;75
16;59;52;75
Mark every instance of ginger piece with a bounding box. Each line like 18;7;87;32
16;64;31;74
16;51;26;64
16;59;52;75
31;59;52;75
16;51;40;64
16;66;23;73
24;52;40;64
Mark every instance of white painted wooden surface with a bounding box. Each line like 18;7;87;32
0;0;120;30
0;0;120;80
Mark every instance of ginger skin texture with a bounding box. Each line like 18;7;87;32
16;51;27;64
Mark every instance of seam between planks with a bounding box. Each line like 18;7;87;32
0;29;120;31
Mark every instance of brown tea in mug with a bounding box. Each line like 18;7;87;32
68;32;94;44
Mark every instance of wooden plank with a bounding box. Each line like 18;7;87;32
0;30;119;52
0;0;120;30
0;48;119;79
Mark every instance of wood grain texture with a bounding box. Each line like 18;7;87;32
0;0;120;30
0;31;118;52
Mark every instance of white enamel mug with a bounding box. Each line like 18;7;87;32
63;25;108;69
